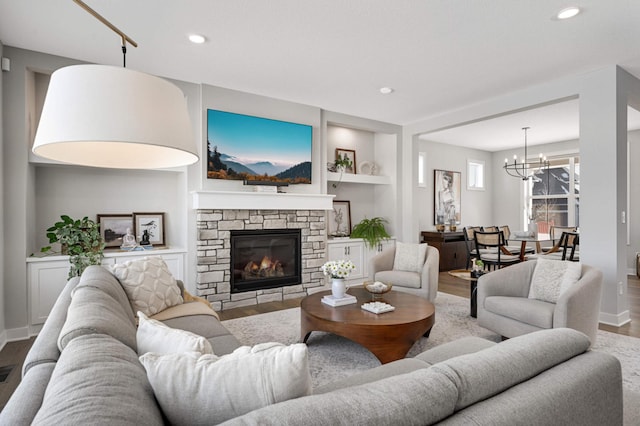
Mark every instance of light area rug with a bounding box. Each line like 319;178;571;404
222;292;640;394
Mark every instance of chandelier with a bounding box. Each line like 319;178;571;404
503;127;549;180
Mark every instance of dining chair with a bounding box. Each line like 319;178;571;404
541;226;577;252
473;231;521;270
499;225;534;257
463;226;483;269
560;231;580;261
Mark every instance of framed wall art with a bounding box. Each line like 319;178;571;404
329;200;352;237
434;169;461;225
97;214;133;249
133;212;166;246
335;148;356;174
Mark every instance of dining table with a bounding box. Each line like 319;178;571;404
509;233;550;261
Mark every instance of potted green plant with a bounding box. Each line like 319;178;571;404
331;154;354;189
41;215;105;279
350;217;390;250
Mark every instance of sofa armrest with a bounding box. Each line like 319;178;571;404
369;246;395;278
420;246;440;301
554;265;603;345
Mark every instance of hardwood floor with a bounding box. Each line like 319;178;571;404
0;273;638;411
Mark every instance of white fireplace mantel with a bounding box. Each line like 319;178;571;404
192;191;335;211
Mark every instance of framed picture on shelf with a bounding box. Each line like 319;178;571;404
335;148;356;174
434;169;461;225
97;214;133;249
133;212;166;246
329;200;352;237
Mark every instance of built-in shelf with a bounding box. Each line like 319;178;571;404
326;172;391;185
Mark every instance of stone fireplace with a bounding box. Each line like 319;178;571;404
196;206;328;311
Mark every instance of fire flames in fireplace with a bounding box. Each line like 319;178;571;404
243;256;285;279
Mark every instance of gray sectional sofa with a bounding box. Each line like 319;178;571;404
0;265;624;425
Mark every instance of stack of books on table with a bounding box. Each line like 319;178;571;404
321;294;357;307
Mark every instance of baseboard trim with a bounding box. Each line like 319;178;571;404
5;326;31;342
0;330;7;353
599;310;631;327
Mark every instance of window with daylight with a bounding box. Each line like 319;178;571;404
418;152;426;187
526;155;579;229
467;159;485;190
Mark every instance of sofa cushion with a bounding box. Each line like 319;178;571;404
110;256;183;317
375;270;421;289
528;258;582;303
393;242;428;273
224;367;458;426
484;296;555;329
73;265;136;324
136;311;214;356
139;342;311;425
430;328;590;411
415;336;497;365
57;285;138;352
161;314;242;355
32;334;164;426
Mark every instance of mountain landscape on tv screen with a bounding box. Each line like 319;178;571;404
207;147;311;184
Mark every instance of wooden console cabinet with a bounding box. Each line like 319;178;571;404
421;231;467;271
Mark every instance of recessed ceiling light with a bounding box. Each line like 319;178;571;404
379;87;394;95
188;34;206;44
557;6;581;20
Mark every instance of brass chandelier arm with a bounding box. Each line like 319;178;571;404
73;0;138;48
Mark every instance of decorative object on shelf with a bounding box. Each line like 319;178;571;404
40;215;105;279
350;217;390;250
471;258;485;276
133;212;166;247
31;0;198;169
435;224;446;232
120;228;138;250
321;259;356;299
434;169;461;226
97;214;134;249
358;161;378;175
335;148;356;174
503;127;550;180
329;200;352;237
449;223;457;232
363;281;393;301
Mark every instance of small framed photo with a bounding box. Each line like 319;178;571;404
329;200;352;237
133;212;166;247
97;214;133;249
335;148;356;174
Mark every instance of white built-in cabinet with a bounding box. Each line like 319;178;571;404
26;249;186;328
326;238;396;285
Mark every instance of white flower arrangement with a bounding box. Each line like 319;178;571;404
321;259;356;279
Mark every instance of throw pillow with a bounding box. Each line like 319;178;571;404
110;256;183;317
393;242;428;273
136;311;214;356
139;342;311;425
528;258;582;303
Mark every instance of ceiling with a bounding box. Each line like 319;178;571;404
1;0;640;150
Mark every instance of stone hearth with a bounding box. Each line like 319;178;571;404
196;209;327;310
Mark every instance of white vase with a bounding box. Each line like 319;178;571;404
331;278;348;299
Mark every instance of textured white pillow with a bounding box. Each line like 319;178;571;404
528;258;582;303
110;256;183;317
393;242;428;273
136;311;213;356
139;342;311;425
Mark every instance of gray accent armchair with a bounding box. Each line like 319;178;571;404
477;260;603;345
369;245;439;302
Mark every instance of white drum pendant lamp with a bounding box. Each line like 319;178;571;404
32;0;198;169
33;64;198;169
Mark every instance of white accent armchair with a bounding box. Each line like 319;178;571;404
477;260;603;345
369;245;439;302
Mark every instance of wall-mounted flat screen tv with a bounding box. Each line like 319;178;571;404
206;109;312;184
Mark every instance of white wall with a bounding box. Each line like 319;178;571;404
0;41;6;343
627;129;640;274
417;140;493;231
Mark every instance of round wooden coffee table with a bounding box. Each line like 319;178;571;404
300;287;435;364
